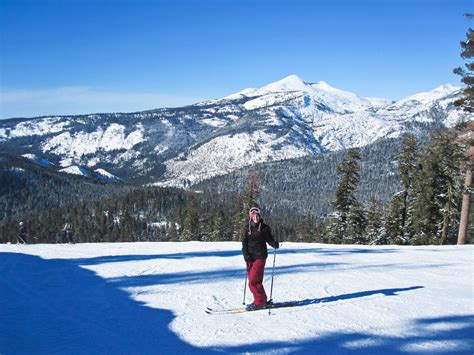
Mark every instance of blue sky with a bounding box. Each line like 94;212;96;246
0;0;472;119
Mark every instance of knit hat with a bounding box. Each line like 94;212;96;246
249;207;261;218
248;207;262;234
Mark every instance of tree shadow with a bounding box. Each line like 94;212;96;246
217;314;474;354
71;244;400;266
105;257;449;289
105;261;347;288
0;252;212;354
72;249;243;265
1;252;471;355
263;286;425;311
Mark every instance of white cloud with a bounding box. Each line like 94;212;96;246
0;87;206;119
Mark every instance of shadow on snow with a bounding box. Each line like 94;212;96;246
105;260;452;288
71;245;401;266
0;252;208;354
0;252;472;354
218;314;474;354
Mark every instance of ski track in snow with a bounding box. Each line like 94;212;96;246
0;242;472;354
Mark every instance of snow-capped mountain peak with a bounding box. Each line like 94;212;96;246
0;76;469;187
259;74;309;93
398;84;461;105
223;75;379;113
222;74;308;100
310;80;344;93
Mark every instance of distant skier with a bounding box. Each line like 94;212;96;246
62;223;74;243
18;221;28;244
242;207;279;311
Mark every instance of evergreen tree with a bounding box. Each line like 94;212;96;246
326;148;362;243
346;201;367;244
323;212;342;244
412;130;464;244
180;197;198;241
296;211;315;242
392;134;418;243
436;136;465;244
365;197;385;244
231;170;261;241
453;13;474;112
210;210;226;241
384;192;405;244
197;213;211;242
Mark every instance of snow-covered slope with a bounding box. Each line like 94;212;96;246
58;165;121;182
0;75;469;186
94;168;121;181
0;242;472;354
158;76;467;186
22;153;54;167
59;165;90;177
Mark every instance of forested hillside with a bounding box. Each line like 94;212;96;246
1;126;471;245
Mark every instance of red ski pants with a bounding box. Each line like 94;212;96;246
247;258;267;306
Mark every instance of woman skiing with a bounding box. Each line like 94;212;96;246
242;207;279;310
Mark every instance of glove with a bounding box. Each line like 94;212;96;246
244;254;254;263
272;241;279;249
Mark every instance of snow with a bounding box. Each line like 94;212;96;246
398;84;460;105
201;117;227;128
59;165;89;176
154;144;169;155
160;131;308;186
6;117;69;139
41;123;144;164
1;76;470;187
0;242;472;354
21;154;54;167
94;168;121;181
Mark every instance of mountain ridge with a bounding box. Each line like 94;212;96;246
0;75;469;187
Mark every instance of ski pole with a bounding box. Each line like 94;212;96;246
268;246;277;315
242;265;248;305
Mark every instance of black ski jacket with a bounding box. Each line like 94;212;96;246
242;221;278;262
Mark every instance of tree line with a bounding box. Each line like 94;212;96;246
321;128;472;245
0;126;471;245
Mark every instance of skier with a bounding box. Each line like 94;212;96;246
18;221;28;244
62;223;74;243
242;207;279;311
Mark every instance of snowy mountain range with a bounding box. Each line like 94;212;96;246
0;75;469;186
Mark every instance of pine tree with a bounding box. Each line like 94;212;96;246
365;197;385;244
197;213;211;242
453;13;474;112
412;130;464;244
347;201;367;244
232;170;261;241
180;197;198;241
323;212;342;244
326;148;362;243
296;211;315;242
384;192;405;244
393;134;418;243
436;135;465;244
210;210;226;241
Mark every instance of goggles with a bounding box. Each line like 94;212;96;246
249;207;261;216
